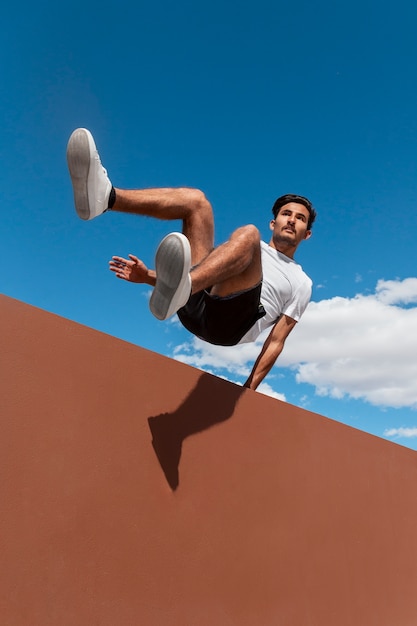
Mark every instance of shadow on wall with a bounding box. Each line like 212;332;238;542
148;372;245;490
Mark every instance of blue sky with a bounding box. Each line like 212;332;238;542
3;0;417;449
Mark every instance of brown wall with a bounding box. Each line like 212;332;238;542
2;294;417;626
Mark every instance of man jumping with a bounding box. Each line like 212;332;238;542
67;128;316;391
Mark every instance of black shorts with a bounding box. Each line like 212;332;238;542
177;282;266;346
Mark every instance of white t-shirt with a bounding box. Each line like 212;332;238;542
238;240;312;344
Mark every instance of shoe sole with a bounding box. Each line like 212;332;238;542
66;128;94;220
150;233;192;320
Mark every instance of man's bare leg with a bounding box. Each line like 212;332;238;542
67;128;262;317
190;224;262;296
67;128;214;266
112;190;262;295
149;223;263;320
112;187;214;266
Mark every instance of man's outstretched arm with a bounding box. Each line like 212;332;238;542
243;314;297;390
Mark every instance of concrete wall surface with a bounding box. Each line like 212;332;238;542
2;294;417;626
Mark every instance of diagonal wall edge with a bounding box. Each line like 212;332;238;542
1;294;417;626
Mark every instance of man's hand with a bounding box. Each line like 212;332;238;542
109;254;156;286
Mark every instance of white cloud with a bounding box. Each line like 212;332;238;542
375;277;417;305
173;337;261;378
384;427;417;439
172;277;417;410
287;278;417;409
256;382;286;402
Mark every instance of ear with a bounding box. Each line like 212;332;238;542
304;229;312;241
269;219;276;231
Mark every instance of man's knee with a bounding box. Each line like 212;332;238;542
180;188;212;216
232;224;261;247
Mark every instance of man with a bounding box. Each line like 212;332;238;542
67;128;316;391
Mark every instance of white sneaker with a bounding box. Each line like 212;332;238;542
150;233;192;320
66;128;112;220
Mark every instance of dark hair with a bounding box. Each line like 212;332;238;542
272;194;317;230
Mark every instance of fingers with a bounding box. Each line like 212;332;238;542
110;254;139;267
109;255;132;271
109;259;126;268
110;255;129;265
109;256;128;280
109;265;127;279
109;254;145;283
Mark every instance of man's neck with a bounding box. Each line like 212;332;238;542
268;239;296;259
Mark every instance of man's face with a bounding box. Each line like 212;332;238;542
270;202;312;251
